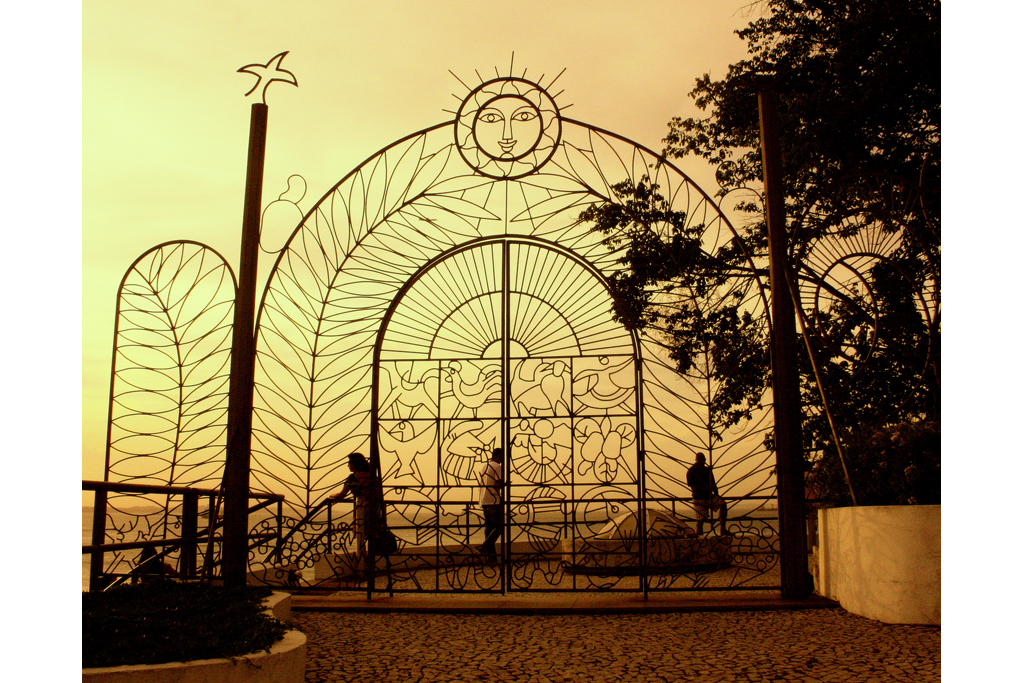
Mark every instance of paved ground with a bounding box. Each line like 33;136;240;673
288;595;940;683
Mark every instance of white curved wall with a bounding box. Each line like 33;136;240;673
816;505;940;625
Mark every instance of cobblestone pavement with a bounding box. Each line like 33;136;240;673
290;608;939;682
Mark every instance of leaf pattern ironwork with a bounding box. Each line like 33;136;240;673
102;241;235;579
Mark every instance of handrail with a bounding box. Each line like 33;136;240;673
275;498;330;550
82;479;283;500
277;500;340;568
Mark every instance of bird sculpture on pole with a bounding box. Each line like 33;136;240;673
223;51;296;587
237;51;298;105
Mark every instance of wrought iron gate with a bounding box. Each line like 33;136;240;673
98;70;829;594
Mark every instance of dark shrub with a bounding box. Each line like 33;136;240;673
809;420;940;507
83;582;287;668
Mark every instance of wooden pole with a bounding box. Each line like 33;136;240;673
181;491;199;579
758;91;810;599
223;102;268;587
89;490;108;592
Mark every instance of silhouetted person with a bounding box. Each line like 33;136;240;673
329;452;395;559
476;448;503;563
687;452;727;535
131;545;177;583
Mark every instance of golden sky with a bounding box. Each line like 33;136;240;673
81;0;755;488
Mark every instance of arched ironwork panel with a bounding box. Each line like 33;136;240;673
101;241;236;581
796;220;940;407
247;76;778;592
370;236;644;591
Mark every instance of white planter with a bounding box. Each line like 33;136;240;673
83;593;305;683
816;505;940;625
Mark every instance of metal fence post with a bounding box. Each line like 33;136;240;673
181;491;198;579
758;90;810;599
89;490;108;592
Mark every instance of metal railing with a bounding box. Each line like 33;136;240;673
82;480;285;592
240;490;783;596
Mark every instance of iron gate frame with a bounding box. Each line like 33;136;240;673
96;65;937;596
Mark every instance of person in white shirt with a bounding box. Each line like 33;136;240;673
477;448;503;562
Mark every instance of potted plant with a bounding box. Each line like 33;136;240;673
809;420;940;625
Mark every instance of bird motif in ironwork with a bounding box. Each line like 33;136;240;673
238;51;298;104
443;361;501;417
513;359;571;417
379;420;433;481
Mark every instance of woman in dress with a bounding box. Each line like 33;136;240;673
329;452;394;558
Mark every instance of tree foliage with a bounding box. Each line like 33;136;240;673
580;178;771;439
581;0;940;487
665;0;940;256
808;419;940;506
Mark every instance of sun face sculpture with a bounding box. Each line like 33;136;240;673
455;77;561;180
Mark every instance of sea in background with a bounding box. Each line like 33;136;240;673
83;499;777;591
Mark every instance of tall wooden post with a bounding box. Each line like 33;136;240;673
223;102;268;587
180;491;199;579
758;91;810;599
89;490;108;592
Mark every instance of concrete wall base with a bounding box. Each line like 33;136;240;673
816;505;940;625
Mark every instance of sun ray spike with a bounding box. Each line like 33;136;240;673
449;70;472;92
548;67;567;90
